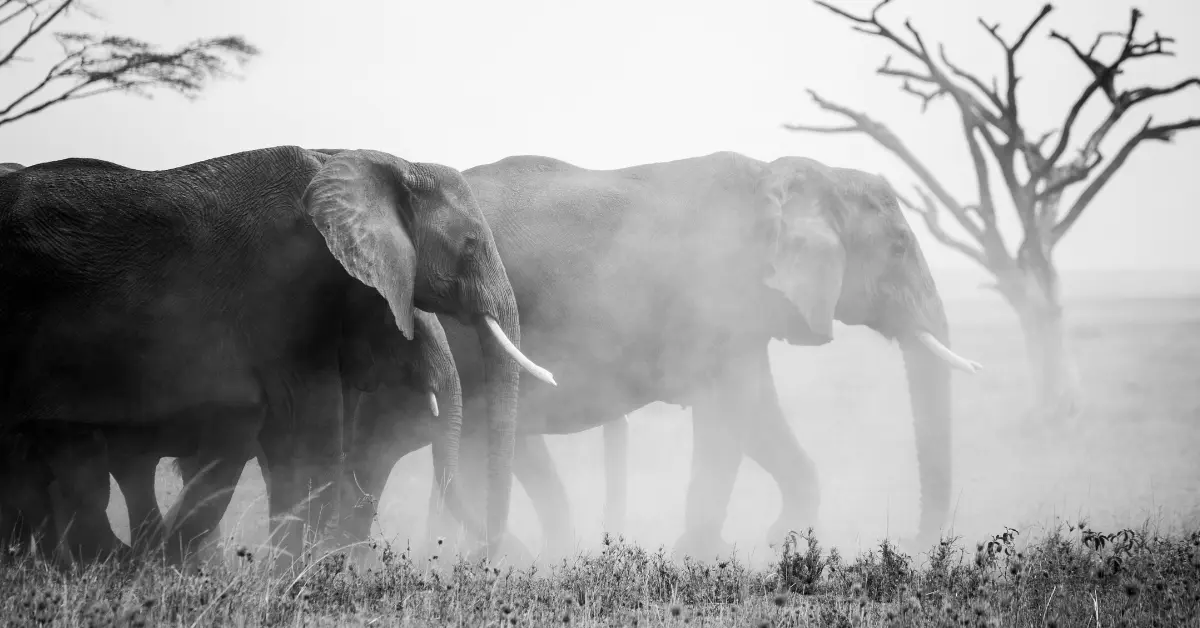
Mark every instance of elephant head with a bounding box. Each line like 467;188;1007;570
302;149;554;554
755;156;980;545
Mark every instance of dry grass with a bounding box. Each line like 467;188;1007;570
9;270;1200;626
4;522;1200;626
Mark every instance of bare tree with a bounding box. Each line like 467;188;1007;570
0;0;258;129
785;0;1198;421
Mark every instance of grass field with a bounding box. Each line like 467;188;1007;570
7;270;1199;625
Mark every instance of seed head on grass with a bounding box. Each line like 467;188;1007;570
669;604;681;617
772;593;786;607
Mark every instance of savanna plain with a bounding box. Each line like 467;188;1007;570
6;270;1199;627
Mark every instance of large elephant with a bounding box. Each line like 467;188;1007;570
133;150;980;563
428;152;980;560
0;146;553;567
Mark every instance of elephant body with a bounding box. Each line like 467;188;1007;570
133;150;975;564
440;152;972;559
0;146;549;566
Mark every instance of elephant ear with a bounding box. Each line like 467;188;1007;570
302;149;428;340
759;159;847;342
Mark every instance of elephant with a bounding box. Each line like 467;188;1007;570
0;146;554;567
94;305;473;566
125;150;981;563
423;152;983;560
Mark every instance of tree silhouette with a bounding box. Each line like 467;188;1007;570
0;0;258;129
785;0;1198;421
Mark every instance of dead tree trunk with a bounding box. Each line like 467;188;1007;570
786;0;1198;423
996;266;1081;420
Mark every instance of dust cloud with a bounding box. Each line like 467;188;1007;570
105;269;1200;567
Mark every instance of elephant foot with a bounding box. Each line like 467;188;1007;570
673;530;734;564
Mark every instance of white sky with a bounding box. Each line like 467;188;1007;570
3;0;1199;274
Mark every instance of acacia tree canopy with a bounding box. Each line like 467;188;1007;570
0;0;259;129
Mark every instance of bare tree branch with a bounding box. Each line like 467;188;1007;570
814;0;1009;131
978;3;1054;122
888;180;988;266
784;89;987;247
0;0;259;129
799;0;1199;264
0;0;72;68
0;0;41;30
1037;8;1180;181
1051;116;1200;243
780;122;862;134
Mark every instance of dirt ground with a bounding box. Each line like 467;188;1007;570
106;270;1200;565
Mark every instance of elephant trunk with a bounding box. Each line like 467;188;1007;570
427;365;489;542
473;303;521;556
888;267;960;546
900;330;952;546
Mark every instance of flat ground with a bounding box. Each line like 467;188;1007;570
105;270;1200;565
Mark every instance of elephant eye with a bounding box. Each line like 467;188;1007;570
462;233;479;256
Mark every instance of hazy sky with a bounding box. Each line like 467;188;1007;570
3;0;1198;274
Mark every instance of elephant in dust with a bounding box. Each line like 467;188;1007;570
430;151;980;560
0;146;553;567
140;150;980;564
96;306;475;566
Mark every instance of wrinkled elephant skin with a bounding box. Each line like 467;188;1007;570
0;146;550;568
345;152;976;562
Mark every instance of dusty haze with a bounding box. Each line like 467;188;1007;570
103;268;1200;566
2;0;1197;566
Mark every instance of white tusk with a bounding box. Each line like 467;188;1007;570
482;316;557;386
917;332;983;374
428;391;439;418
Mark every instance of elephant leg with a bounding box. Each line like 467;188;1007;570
0;455;58;560
602;416;629;537
426;434;465;548
164;412;260;565
512;434;573;560
341;449;393;552
45;428;127;563
166;453;249;565
259;371;345;569
677;351;765;561
108;442;166;553
736;353;820;547
441;427;532;564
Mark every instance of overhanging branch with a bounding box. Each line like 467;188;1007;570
784;89;986;246
1051;116;1200;244
1038;7;1179;181
888;181;988;267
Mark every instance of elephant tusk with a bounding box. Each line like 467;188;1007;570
917;332;983;374
428;390;440;418
482;315;557;386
